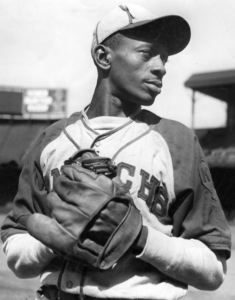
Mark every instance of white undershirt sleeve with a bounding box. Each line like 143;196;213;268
3;228;227;291
137;226;227;291
2;233;56;279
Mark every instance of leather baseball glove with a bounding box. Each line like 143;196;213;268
26;149;145;270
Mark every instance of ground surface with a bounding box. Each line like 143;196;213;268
0;214;234;300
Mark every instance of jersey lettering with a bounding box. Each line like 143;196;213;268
138;170;159;205
138;169;169;218
117;162;135;190
51;162;170;218
151;183;168;217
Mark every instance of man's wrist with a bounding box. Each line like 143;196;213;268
132;225;148;255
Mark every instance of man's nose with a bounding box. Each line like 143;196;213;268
150;56;166;78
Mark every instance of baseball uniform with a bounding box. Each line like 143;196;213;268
1;107;231;300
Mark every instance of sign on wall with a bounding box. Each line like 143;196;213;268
24;89;66;115
0;87;66;119
0;87;24;115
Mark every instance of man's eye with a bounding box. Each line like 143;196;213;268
141;51;152;59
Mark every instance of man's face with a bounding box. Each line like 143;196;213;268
108;34;168;106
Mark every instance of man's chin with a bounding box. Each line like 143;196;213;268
141;92;160;106
125;91;160;106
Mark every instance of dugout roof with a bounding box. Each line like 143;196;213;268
185;69;235;168
185;69;235;102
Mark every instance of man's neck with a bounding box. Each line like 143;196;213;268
86;86;140;119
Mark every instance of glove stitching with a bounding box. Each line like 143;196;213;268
97;204;133;267
54;220;78;241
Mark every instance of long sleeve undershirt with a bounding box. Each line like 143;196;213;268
137;226;226;290
2;233;56;278
2;226;226;290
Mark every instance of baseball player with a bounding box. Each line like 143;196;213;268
1;3;231;300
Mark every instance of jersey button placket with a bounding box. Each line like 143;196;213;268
66;280;73;288
95;141;101;147
94;140;101;153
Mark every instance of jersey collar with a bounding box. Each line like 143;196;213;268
81;105;142;133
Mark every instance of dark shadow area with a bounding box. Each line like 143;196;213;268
210;168;235;221
0;119;58;213
0;161;21;213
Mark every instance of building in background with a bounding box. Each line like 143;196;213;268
185;69;235;219
0;86;66;207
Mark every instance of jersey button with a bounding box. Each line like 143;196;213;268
95;141;101;147
66;280;73;288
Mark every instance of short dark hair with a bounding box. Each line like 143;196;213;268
102;32;124;51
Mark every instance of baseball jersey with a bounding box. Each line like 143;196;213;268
1;108;231;300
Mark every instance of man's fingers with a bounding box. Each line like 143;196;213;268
26;213;77;255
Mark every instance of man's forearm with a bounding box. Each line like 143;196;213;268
2;233;56;278
137;226;227;291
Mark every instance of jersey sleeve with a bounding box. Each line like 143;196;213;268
1;119;66;244
169;129;231;259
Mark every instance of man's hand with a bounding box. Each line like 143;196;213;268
26;153;145;270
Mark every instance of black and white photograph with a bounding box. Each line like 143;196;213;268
0;1;234;299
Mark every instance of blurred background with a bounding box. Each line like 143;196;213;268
0;0;235;299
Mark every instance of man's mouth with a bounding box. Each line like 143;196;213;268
145;79;162;94
145;79;162;88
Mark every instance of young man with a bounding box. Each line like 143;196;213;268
1;3;231;300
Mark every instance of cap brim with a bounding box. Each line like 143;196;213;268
118;15;191;56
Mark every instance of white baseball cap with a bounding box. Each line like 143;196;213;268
91;3;190;58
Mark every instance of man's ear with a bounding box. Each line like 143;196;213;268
94;45;111;70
